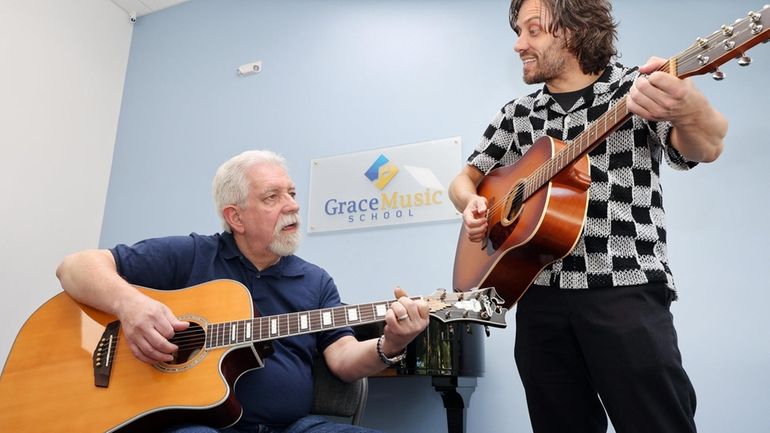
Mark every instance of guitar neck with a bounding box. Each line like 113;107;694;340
528;95;634;196
204;298;405;349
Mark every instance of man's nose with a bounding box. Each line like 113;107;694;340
284;194;300;212
513;36;527;54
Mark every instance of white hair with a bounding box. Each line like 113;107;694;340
212;150;288;232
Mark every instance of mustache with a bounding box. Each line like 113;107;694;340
275;212;300;232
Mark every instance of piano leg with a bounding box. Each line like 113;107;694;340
432;376;477;433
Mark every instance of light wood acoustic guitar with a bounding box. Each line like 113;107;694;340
453;6;770;308
0;280;507;432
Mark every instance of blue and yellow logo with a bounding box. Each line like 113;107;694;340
364;154;399;190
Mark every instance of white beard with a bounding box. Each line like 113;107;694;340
269;213;301;256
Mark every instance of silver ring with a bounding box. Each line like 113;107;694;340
397;314;409;321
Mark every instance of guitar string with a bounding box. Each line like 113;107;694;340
481;15;756;226
102;312;371;358
106;310;393;358
103;297;446;353
104;287;499;363
160;312;384;351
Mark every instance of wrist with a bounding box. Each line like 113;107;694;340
376;335;406;366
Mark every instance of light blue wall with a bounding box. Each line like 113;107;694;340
102;1;770;432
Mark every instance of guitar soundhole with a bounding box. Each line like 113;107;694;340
168;321;205;365
501;182;525;226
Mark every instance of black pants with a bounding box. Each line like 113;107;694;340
514;283;697;433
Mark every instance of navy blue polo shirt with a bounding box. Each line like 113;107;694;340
111;232;353;429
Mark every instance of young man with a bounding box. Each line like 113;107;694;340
449;1;727;432
57;150;430;433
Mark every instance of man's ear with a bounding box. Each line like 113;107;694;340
222;206;244;234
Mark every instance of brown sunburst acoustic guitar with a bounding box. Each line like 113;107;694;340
453;7;770;308
0;280;506;432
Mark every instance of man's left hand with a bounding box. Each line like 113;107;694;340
381;286;430;356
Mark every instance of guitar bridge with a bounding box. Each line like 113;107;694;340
93;320;120;388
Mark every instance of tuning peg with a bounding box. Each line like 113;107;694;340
738;55;752;66
712;68;726;80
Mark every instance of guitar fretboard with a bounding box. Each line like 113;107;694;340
525;95;635;200
204;299;401;349
521;56;682;200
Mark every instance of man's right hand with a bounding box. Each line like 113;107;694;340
56;249;190;364
116;293;189;364
462;195;489;243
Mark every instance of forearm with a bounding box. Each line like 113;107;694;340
323;335;401;382
670;105;728;163
324;288;428;382
449;165;484;212
631;59;728;163
56;249;138;315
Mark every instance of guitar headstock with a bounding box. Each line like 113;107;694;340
676;5;769;79
425;287;508;328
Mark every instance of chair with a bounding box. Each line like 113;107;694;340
310;356;369;425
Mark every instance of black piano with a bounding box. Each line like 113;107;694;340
356;320;488;433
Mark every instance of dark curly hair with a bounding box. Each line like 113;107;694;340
509;0;618;75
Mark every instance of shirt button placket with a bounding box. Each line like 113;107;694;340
563;115;571;140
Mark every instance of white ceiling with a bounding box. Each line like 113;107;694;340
110;0;190;17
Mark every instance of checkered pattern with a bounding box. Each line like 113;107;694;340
467;63;698;290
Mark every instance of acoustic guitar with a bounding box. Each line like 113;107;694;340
453;6;770;308
0;280;506;432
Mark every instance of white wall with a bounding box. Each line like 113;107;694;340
0;0;132;364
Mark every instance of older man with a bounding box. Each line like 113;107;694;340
57;150;430;433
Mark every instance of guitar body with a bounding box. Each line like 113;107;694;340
0;281;508;433
0;280;265;432
453;135;591;308
452;5;770;307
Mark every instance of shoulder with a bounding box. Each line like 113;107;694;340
113;233;193;252
112;233;224;263
502;88;542;113
609;62;639;87
591;62;640;99
281;255;331;279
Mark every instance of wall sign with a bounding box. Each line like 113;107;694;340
307;137;462;233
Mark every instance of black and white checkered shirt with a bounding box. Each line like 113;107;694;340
467;63;698;290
